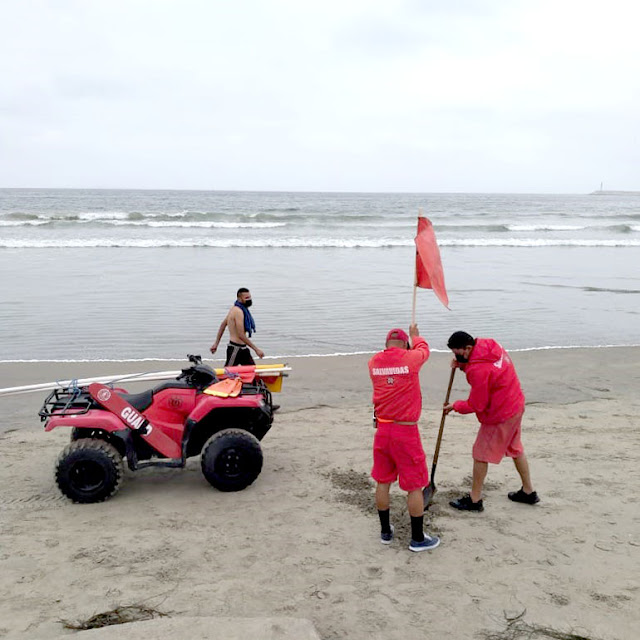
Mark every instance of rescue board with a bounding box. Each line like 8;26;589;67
0;365;291;397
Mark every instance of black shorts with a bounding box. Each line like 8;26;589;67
225;342;255;366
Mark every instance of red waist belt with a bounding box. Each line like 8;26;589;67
376;418;417;426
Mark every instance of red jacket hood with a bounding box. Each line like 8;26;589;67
467;338;503;366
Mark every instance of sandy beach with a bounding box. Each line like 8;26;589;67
0;348;638;639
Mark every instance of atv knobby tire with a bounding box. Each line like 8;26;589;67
70;427;126;456
201;429;263;492
56;439;124;504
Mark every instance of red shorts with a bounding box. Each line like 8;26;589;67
473;411;525;464
371;423;429;492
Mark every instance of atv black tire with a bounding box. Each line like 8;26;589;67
56;439;124;504
201;429;263;492
70;427;126;457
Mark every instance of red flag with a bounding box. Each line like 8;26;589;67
415;216;449;309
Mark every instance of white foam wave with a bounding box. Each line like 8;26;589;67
631;225;640;232
77;211;130;221
507;224;585;231
144;211;194;218
0;220;50;227
2;237;640;249
0;237;410;249
506;343;640;352
440;238;640;247
106;220;286;229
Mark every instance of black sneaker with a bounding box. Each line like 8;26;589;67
508;488;540;505
449;494;484;512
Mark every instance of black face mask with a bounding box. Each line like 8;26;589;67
455;353;468;363
243;299;253;308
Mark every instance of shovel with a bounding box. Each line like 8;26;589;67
423;367;456;510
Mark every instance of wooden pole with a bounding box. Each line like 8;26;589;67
411;208;422;325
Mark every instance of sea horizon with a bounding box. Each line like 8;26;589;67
4;186;640;195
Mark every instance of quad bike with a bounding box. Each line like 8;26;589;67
38;355;287;503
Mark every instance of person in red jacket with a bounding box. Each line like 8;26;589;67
443;331;539;511
368;324;440;552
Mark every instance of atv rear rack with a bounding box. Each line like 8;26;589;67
39;387;95;421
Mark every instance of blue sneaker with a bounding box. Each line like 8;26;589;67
409;533;440;552
380;524;394;545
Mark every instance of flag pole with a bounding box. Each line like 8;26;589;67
411;208;422;325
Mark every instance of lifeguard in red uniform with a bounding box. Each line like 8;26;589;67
368;324;440;552
444;331;539;512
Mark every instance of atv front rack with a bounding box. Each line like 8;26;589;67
39;387;95;421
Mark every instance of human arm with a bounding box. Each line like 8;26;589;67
450;368;490;415
210;318;228;354
242;336;264;359
408;324;430;365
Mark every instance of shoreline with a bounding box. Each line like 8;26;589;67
1;341;639;365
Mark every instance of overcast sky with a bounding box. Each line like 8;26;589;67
1;0;639;192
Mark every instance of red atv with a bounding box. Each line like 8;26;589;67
39;355;285;503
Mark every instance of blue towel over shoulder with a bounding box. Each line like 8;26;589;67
234;300;256;337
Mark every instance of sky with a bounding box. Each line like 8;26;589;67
1;0;639;193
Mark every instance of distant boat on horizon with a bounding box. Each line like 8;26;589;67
590;183;640;195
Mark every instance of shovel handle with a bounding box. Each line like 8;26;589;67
424;367;456;509
411;211;421;326
431;367;456;472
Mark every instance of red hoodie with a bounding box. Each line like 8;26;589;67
368;337;430;423
453;338;525;424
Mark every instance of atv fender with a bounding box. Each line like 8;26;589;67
45;412;126;433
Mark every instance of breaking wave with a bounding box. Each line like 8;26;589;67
0;220;50;227
3;210;640;233
109;220;287;229
506;224;585;231
2;238;640;249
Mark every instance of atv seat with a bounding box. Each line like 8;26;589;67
153;380;194;393
117;390;154;412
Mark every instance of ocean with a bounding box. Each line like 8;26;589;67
1;189;638;362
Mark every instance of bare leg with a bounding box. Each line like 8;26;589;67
470;460;488;502
513;454;534;494
376;483;391;511
407;489;424;517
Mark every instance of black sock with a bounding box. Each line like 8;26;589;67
410;516;424;542
378;509;391;534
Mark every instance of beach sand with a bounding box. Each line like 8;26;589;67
0;348;638;639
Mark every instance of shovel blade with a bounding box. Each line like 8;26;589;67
423;481;437;511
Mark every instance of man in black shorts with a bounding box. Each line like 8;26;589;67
210;288;264;366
